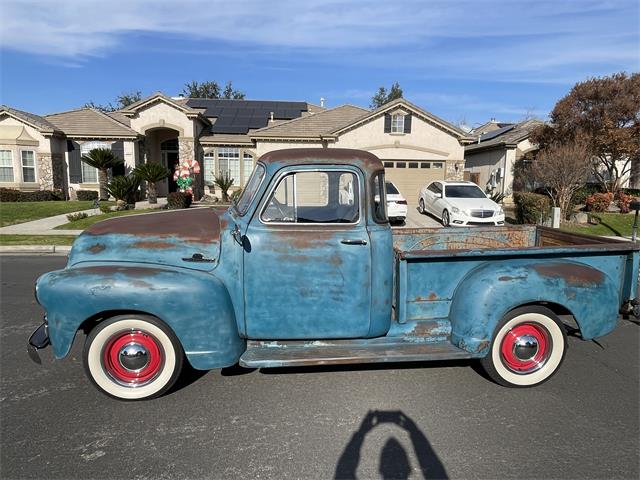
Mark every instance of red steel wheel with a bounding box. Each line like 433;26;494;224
481;306;567;387
84;315;184;400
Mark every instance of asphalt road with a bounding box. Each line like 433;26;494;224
1;255;638;480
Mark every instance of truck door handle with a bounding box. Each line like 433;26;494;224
341;239;367;245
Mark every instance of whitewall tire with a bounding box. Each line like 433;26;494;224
480;306;567;387
83;315;184;400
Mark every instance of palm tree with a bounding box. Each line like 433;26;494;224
132;163;170;204
106;175;141;209
81;148;124;200
214;172;234;203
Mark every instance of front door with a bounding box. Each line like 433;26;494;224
161;150;180;193
243;167;372;339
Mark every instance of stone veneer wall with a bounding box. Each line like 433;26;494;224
51;153;65;190
36;153;54;190
178;137;204;199
445;160;465;181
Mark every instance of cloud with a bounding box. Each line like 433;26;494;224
1;0;637;83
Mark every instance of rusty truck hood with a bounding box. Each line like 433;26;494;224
68;208;224;271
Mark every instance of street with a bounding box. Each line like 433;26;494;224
1;255;638;479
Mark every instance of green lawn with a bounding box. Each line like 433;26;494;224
55;208;158;230
0;201;114;227
0;235;77;246
562;213;637;237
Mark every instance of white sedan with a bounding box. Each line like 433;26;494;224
418;181;505;227
386;181;408;225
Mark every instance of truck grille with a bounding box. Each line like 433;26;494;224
470;209;495;218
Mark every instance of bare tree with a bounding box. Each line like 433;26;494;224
530;138;592;221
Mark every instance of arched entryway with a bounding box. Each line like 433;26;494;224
143;127;181;197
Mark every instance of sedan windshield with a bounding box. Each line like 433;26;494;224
445;185;486;199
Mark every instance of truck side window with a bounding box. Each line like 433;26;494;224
261;171;359;224
372;172;388;223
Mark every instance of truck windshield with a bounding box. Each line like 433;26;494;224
234;164;265;215
445;185;486;198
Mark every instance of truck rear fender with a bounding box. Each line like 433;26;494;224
448;259;620;355
36;265;245;370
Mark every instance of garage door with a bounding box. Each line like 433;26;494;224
382;160;446;204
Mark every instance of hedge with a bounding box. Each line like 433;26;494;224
76;190;99;201
0;188;64;202
513;192;551;224
167;192;192;209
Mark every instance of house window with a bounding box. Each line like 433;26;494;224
421;162;431;168
391;114;404;133
383;161;394;168
0;150;14;182
217;147;240;186
242;152;254;186
21;151;36;183
396;162;406;168
203;152;215;186
409;162;419;168
80;141;110;183
432;162;443;169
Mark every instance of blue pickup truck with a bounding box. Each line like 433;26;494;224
29;148;640;400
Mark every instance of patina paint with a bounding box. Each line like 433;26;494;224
36;264;245;369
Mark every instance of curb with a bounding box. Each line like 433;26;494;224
0;245;72;254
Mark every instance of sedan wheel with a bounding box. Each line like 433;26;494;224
441;210;450;227
418;199;425;214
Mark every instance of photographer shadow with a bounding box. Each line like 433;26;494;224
335;410;448;480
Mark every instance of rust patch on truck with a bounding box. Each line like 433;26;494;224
533;263;604;286
88;244;106;254
84;208;221;243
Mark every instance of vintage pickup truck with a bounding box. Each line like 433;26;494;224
29;148;640;400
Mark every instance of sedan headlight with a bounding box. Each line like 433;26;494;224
498;207;504;215
451;206;460;214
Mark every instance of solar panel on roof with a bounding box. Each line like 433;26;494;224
479;125;515;142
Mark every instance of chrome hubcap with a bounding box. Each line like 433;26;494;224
513;334;539;361
118;342;150;371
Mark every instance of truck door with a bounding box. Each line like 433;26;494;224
243;167;372;339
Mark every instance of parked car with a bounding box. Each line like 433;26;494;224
418;181;505;226
386;181;407;225
29;148;639;400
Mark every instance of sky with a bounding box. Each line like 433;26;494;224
1;0;638;128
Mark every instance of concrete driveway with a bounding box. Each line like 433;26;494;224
394;205;443;228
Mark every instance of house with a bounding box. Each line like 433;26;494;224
463;119;543;200
1;94;472;202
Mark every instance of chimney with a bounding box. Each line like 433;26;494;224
269;112;274;122
320;97;325;108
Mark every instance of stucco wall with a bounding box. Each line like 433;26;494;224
129;102;196;138
0;115;54;191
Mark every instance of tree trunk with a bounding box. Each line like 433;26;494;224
98;169;109;201
222;190;229;203
630;154;640;189
147;181;157;204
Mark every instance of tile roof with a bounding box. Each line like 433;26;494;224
107;111;132;127
120;92;201;115
465;119;543;152
44;108;138;138
199;133;254;146
250;105;369;139
0;105;59;133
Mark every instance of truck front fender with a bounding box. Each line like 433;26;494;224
448;259;620;355
36;264;245;370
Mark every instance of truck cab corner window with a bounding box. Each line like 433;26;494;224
373;172;388;223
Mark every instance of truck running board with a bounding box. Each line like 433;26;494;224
239;339;474;368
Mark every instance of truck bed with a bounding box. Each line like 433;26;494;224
391;226;640;333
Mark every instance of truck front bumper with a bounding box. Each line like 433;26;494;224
27;318;50;364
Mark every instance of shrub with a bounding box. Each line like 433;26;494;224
66;212;89;222
0;188;22;202
76;190;99;201
572;184;603;206
230;188;243;203
622;188;640;197
99;204;112;214
167;192;193;209
513;192;551;224
585;192;613;212
106;175;141;205
615;191;634;213
0;188;64;202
